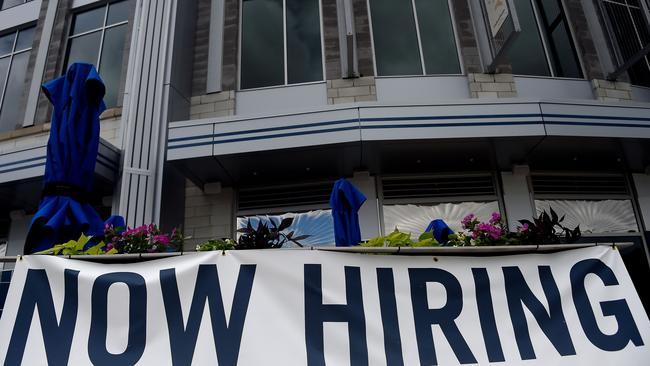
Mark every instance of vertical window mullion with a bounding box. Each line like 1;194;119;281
283;0;288;85
410;0;426;75
530;0;556;76
0;31;18;114
96;3;111;69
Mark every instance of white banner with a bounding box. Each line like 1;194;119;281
0;247;649;365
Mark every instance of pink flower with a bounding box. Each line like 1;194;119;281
518;223;530;232
490;212;501;224
154;234;170;245
462;214;476;229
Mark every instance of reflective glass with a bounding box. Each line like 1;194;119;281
550;24;581;77
507;0;550;76
71;6;106;35
66;31;101;67
100;24;128;107
369;0;422;76
107;0;131;25
539;0;561;22
286;0;323;84
14;27;34;52
241;0;284;89
1;0;24;11
0;51;30;131
383;201;500;235
237;209;334;246
414;0;460;74
0;57;10;131
0;32;15;57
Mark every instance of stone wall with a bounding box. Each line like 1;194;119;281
592;79;632;102
190;91;236;119
468;73;517;98
184;180;234;250
327;76;377;104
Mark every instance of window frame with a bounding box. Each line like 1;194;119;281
366;0;464;77
377;172;506;235
237;0;327;91
596;0;650;85
62;0;132;107
0;25;35;131
530;172;643;236
0;0;33;12
509;0;586;79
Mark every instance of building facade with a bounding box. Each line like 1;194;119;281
1;0;650;303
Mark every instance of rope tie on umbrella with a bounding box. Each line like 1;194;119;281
42;182;91;203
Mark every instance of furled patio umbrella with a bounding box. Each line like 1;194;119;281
24;63;107;254
425;219;454;245
329;178;366;246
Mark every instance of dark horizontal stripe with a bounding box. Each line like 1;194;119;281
545;120;650;128
359;113;542;122
0;162;45;175
361;120;541;129
169;118;359;143
545;113;650;122
0;156;44;169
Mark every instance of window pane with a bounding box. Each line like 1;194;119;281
66;31;101;67
539;0;561;22
286;0;323;84
535;200;638;233
507;0;550;76
0;51;30;132
237;209;334;246
241;0;284;89
71;6;106;35
99;24;128;107
1;0;24;11
550;24;582;77
0;57;11;131
383;201;500;235
0;32;15;57
107;0;131;25
414;0;460;74
369;0;422;76
14;27;34;52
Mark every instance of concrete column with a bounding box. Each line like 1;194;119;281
117;0;181;227
3;211;32;268
349;171;380;240
184;181;234;250
501;166;535;231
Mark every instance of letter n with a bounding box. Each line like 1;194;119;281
5;269;79;365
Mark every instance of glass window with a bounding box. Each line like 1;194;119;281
383;201;500;235
600;0;650;86
369;0;461;76
1;0;32;11
240;0;323;89
535;199;638;233
0;26;35;133
64;0;132;107
507;0;582;78
237;209;334;246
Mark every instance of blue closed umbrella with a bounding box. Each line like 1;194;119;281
425;219;454;245
329;178;366;246
24;63;107;253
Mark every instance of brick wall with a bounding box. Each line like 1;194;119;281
565;0;606;80
184;180;234;250
99;108;123;147
222;0;239;90
322;0;342;80
190;91;236;119
592;79;632;102
191;0;211;96
352;0;374;77
452;0;482;73
327;76;377;104
468;73;518;98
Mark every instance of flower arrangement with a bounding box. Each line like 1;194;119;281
447;212;518;246
104;224;184;253
196;238;236;251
